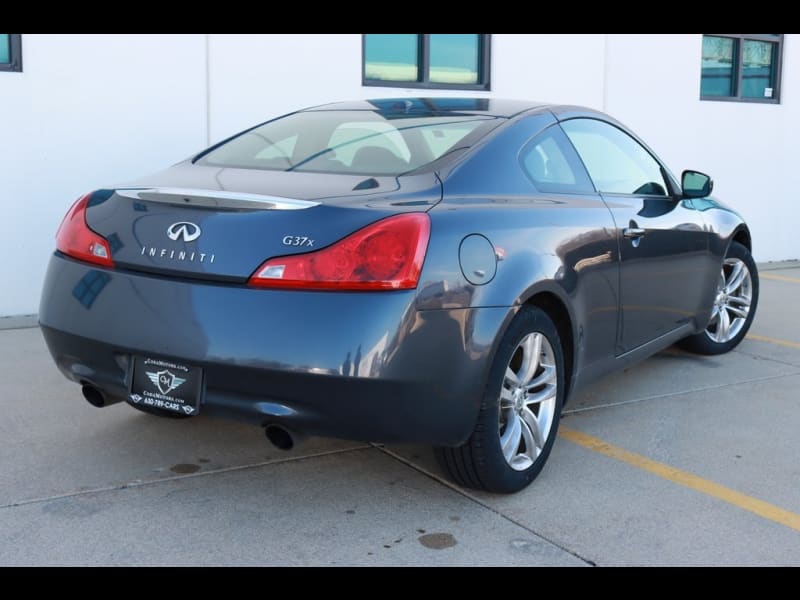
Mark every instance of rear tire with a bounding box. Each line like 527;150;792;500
436;306;565;494
679;241;758;355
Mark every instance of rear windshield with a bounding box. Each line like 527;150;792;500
196;110;500;176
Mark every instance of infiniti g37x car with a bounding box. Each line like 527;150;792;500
40;98;758;493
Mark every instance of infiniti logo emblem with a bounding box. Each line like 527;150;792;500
167;222;201;242
142;221;215;263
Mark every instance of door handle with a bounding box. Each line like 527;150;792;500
623;227;646;239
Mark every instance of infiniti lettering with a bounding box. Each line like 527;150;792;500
140;246;216;263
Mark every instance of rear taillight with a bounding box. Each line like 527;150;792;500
249;213;430;291
55;193;114;268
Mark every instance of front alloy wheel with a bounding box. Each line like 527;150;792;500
679;241;759;355
705;256;753;344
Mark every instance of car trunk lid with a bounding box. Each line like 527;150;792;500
84;165;441;282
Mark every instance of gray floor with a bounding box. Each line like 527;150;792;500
2;264;799;566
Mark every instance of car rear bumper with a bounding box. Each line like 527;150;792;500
39;254;512;445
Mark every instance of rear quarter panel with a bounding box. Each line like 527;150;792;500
419;112;620;391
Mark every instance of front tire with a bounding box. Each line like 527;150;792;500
436;306;565;494
679;241;759;355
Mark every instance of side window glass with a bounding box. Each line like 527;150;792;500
519;125;595;194
561;118;669;196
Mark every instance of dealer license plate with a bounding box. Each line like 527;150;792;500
128;356;202;416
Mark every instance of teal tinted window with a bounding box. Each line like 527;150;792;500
742;40;778;99
700;34;782;102
363;34;489;90
701;36;735;97
0;34;21;72
0;35;10;64
429;34;480;84
364;34;419;82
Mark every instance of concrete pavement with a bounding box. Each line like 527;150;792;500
1;263;799;565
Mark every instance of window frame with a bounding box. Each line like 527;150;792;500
700;34;783;104
362;34;491;91
0;34;22;72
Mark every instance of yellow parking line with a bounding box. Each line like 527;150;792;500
746;334;800;350
761;273;800;284
559;428;800;533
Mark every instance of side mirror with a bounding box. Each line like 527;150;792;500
682;170;713;198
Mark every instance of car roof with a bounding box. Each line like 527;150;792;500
305;98;554;119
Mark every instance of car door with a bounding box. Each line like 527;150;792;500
517;124;620;373
560;117;711;355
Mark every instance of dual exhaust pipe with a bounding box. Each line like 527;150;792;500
82;384;302;451
82;384;111;408
264;424;303;451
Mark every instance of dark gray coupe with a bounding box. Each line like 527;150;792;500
40;98;758;493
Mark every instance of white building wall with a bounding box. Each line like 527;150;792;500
1;33;797;316
491;34;606;109
0;34;208;316
208;34;362;142
207;34;607;142
603;34;797;262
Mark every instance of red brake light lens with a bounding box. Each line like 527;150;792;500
55;193;114;268
249;213;430;291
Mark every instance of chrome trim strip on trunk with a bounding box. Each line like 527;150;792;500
114;188;320;210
